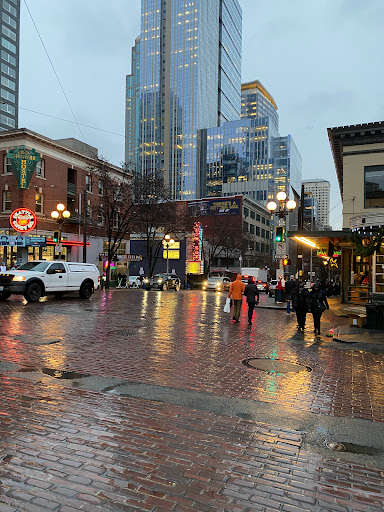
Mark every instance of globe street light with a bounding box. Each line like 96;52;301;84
162;234;175;274
267;192;297;278
50;203;71;251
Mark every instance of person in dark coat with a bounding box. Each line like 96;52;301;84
291;282;310;331
309;283;329;335
285;275;296;315
244;277;259;325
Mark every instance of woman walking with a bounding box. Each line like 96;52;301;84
291;282;310;331
309;283;329;335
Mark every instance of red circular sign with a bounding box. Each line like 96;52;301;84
9;208;37;232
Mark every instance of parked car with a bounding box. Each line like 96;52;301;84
0;260;100;302
145;273;181;291
257;281;268;293
268;279;278;297
202;276;231;292
128;276;141;288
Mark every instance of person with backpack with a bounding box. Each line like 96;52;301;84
309;282;329;335
291;282;310;331
244;277;259;325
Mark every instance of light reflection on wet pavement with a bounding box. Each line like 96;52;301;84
0;290;384;511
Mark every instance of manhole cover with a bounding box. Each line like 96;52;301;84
14;335;61;345
242;358;312;373
41;368;89;380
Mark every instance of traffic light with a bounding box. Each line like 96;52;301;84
53;230;61;243
283;258;291;266
275;226;284;242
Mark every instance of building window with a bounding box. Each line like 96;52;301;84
1;88;15;102
2;25;16;42
98;179;103;196
365;165;384;208
1;37;16;54
1;49;16;66
256;226;260;236
2;12;16;29
1;75;15;90
243;207;249;217
2;190;11;211
35;193;43;214
249;224;254;234
0;112;14;127
35;159;44;178
256;214;260;221
3;1;17;17
1;62;15;78
85;175;92;193
243;221;248;233
3;156;11;174
261;217;266;224
261;229;265;238
250;210;255;219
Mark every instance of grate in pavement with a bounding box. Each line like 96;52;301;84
243;358;312;374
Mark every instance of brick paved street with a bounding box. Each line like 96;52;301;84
0;289;384;511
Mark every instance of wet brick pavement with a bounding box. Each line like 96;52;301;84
0;289;384;511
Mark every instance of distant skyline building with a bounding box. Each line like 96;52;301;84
241;80;279;132
0;0;19;131
125;0;242;199
302;179;330;228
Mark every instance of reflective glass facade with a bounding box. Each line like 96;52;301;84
125;37;140;168
126;0;242;199
198;119;302;208
0;0;19;131
241;80;279;132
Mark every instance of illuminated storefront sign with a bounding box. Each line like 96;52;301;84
6;146;41;190
191;222;203;274
9;208;37;232
317;249;341;258
188;198;241;217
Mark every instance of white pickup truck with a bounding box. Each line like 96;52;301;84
0;260;100;302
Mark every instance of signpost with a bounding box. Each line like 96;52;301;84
274;242;287;259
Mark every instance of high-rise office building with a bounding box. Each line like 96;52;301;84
241;80;279;132
125;0;242;199
302;179;330;228
0;0;19;131
125;36;140;169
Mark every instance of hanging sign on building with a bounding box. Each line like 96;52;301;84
9;208;37;232
6;146;41;190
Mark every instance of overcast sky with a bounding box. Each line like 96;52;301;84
19;0;384;229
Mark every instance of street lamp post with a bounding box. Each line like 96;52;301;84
162;234;175;274
50;203;71;258
267;192;297;277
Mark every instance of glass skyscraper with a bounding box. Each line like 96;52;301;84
0;0;19;131
241;80;279;132
125;0;242;199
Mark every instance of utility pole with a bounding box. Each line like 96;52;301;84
83;189;87;263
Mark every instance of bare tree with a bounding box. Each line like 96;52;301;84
92;158;136;287
132;176;186;277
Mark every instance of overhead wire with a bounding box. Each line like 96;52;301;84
23;0;86;143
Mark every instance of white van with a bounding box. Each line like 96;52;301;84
0;261;100;302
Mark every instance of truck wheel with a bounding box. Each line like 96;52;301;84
0;291;11;301
24;283;42;302
79;281;93;299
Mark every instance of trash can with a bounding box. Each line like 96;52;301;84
366;303;384;330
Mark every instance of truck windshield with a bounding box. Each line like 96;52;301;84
17;262;50;272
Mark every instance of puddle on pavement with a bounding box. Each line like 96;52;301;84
18;367;89;380
326;441;379;455
243;358;312;374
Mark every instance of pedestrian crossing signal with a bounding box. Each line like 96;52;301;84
283;258;291;266
275;226;284;242
53;230;61;243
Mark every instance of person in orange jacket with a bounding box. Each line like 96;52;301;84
228;274;246;323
